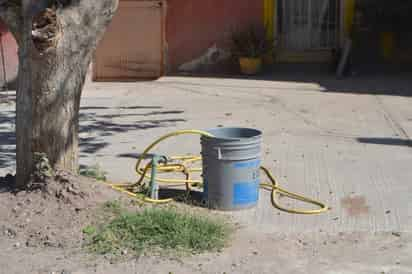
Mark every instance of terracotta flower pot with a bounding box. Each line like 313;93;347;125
239;57;262;75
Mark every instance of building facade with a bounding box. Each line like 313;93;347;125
3;1;407;82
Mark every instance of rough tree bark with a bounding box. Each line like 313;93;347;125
0;0;118;187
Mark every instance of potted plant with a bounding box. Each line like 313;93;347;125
231;25;275;75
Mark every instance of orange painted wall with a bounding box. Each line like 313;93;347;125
166;0;263;72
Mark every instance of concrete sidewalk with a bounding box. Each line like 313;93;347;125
1;73;412;234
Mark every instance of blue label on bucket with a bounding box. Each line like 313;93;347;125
233;159;261;169
233;180;259;205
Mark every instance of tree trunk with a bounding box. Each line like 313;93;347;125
16;29;87;187
1;0;118;187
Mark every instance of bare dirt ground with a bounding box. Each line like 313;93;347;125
1;217;411;274
0;172;130;274
0;172;127;245
0;173;411;274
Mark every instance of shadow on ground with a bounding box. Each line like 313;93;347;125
169;64;412;97
117;153;158;159
357;137;412;147
79;105;186;154
0;105;187;169
159;188;205;207
0;110;15;169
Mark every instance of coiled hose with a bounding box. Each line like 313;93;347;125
109;130;329;215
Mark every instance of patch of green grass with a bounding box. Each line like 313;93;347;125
80;164;107;181
103;200;122;213
83;225;97;236
85;207;231;256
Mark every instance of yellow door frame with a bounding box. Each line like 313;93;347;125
344;0;356;38
264;0;357;62
263;0;275;40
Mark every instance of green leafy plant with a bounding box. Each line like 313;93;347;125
85;207;231;256
231;25;275;58
32;152;53;181
82;225;97;236
80;164;107;181
103;200;122;214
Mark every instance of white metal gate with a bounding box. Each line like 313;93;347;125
280;0;339;50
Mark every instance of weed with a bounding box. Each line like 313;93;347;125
82;225;97;235
102;200;122;215
80;164;107;181
85;207;230;256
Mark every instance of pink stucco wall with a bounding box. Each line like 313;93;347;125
0;1;263;82
0;20;18;86
166;0;263;72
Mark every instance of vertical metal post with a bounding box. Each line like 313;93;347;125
150;155;160;200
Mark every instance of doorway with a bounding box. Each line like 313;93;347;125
93;0;165;81
278;0;340;51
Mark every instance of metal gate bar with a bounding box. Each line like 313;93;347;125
281;0;339;50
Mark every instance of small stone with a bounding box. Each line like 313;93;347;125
385;210;391;214
3;227;16;238
298;239;308;246
13;242;21;248
392;232;401;237
252;251;258;255
121;249;128;255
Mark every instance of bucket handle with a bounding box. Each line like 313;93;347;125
216;147;223;160
213;147;260;161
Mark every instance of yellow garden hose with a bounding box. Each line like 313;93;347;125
109;130;329;215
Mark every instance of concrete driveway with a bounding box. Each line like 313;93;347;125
1;72;412;273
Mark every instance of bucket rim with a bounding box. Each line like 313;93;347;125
203;127;262;141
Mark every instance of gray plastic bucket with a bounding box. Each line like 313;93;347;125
201;127;262;210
